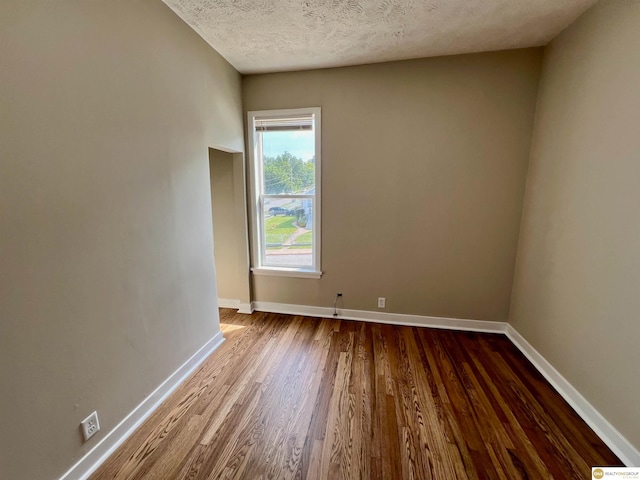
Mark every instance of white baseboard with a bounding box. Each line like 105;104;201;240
218;298;240;309
238;302;254;314
218;298;254;314
58;332;226;480
252;301;639;466
252;301;507;333
506;325;640;467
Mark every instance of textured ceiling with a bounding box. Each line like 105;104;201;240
162;0;597;74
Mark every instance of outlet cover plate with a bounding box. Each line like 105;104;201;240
81;411;100;442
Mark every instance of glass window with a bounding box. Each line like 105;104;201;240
248;108;321;277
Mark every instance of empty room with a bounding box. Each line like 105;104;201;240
1;0;639;479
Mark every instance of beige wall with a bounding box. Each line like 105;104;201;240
0;2;243;479
210;148;251;305
243;49;542;321
510;1;640;451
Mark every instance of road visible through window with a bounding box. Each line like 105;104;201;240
263;199;313;267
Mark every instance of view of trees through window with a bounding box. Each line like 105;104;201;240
263;152;315;194
259;126;316;268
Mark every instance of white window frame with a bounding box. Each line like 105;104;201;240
248;107;322;279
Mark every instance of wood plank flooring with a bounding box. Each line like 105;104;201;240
91;309;622;479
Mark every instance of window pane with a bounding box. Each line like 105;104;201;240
262;196;313;268
261;130;315;195
249;107;321;274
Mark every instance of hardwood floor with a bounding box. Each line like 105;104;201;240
91;309;621;479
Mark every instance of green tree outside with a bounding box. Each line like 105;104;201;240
263;152;314;194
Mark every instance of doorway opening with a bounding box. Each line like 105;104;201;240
209;147;252;313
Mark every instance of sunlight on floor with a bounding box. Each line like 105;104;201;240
220;323;246;333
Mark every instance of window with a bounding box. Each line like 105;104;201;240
248;107;321;278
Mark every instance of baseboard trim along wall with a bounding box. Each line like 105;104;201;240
505;325;640;467
218;298;254;314
58;332;226;480
251;301;640;467
251;301;507;333
217;298;240;309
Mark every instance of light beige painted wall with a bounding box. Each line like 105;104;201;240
0;2;243;479
243;49;542;321
210;148;251;305
509;1;640;451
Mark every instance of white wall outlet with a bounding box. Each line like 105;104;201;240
81;411;100;441
378;297;386;308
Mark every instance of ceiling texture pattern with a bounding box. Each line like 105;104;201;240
162;0;597;74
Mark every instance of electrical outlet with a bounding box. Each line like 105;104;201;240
81;411;100;442
378;297;386;308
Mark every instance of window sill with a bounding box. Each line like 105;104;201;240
251;267;323;279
